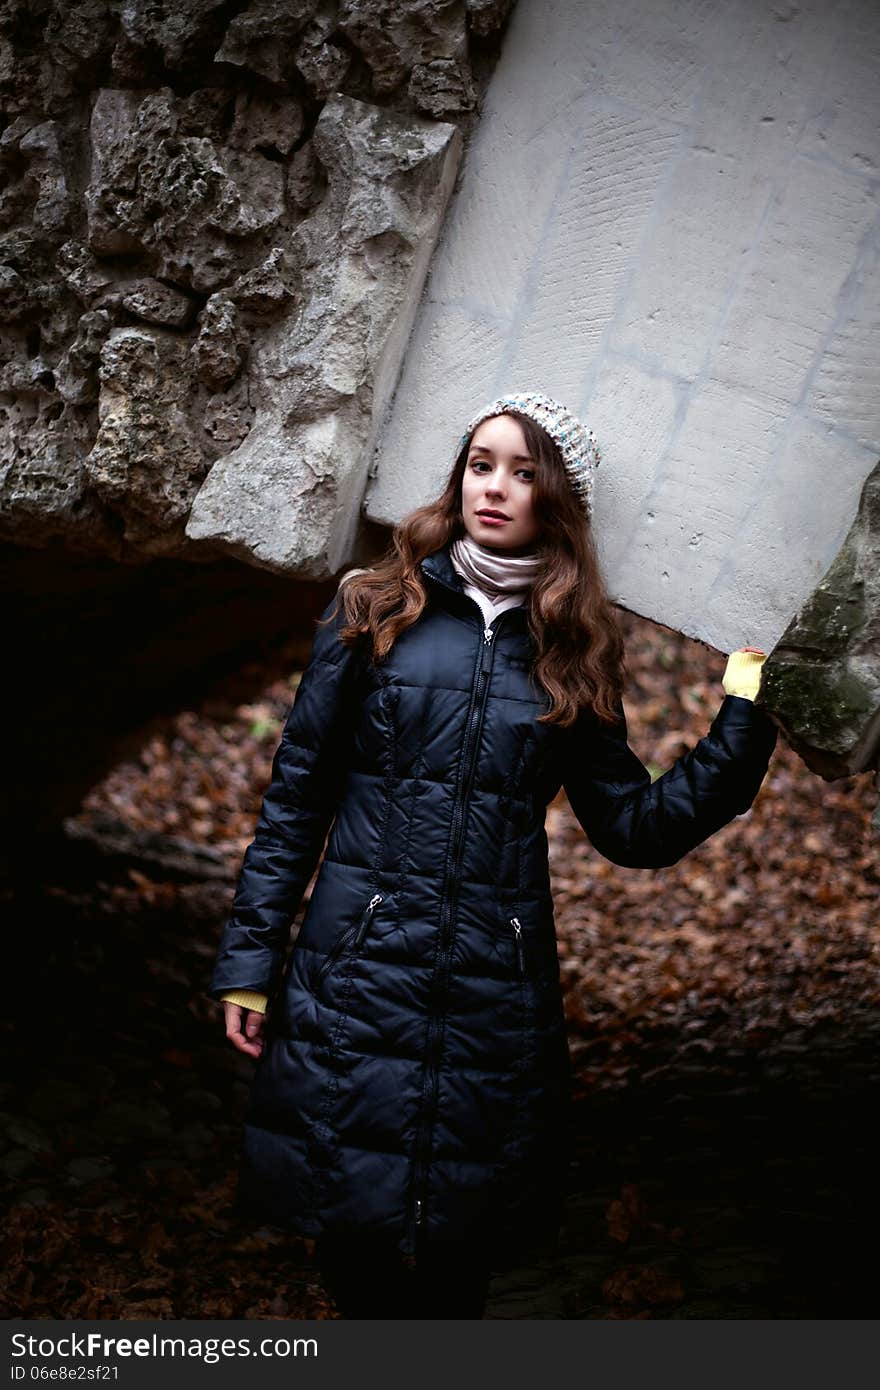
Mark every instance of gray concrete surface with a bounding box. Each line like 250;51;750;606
366;0;880;655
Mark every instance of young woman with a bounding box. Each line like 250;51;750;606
208;390;777;1319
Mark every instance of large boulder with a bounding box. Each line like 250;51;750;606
761;460;880;795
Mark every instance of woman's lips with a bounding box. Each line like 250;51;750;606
476;512;510;525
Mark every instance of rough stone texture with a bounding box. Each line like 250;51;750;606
191;294;249;390
85;86;288;279
229;92;305;156
83;328;209;556
186;94;462;575
409;58;477;117
121;280;196;329
466;0;516;38
119;0;237;75
215;1;316;84
365;0;880;791
338;0;469;94
0;0;507;570
761;460;880;789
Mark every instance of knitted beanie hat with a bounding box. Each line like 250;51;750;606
457;390;602;517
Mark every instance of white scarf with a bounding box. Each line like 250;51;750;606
449;533;543;630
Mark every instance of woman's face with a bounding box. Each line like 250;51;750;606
460;413;542;554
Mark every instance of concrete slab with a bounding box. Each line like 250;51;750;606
366;0;880;658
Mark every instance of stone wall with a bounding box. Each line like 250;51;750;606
0;0;514;572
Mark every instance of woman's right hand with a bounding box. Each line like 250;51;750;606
223;1001;267;1059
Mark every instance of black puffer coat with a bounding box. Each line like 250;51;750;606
208;540;778;1265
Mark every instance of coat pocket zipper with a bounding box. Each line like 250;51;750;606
317;892;384;982
510;915;526;976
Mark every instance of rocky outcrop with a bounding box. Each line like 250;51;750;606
0;0;514;571
761;460;880;819
186;96;461;576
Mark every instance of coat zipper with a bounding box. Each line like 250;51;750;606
317;892;383;981
355;892;384;947
510;915;525;976
409;572;508;1244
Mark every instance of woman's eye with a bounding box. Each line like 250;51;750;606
468;460;534;480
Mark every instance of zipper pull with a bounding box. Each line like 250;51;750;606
510;916;525;975
354;892;383;947
415;1196;423;1225
481;626;495;673
484;626;493;644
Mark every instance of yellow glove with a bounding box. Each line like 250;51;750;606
219;989;269;1014
722;648;767;701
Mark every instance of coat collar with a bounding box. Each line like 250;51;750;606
419;540;464;594
420;539;529;629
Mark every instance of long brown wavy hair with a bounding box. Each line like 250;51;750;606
323;409;628;728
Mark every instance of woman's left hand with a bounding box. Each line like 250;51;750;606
722;647;768;700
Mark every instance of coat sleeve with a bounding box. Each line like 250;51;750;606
562;692;778;870
206;592;363;1002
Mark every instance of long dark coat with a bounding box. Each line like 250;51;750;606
208;540;778;1266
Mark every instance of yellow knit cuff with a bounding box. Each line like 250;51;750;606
219;989;269;1014
722;650;766;701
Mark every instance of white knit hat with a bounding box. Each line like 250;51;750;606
458;390;601;516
